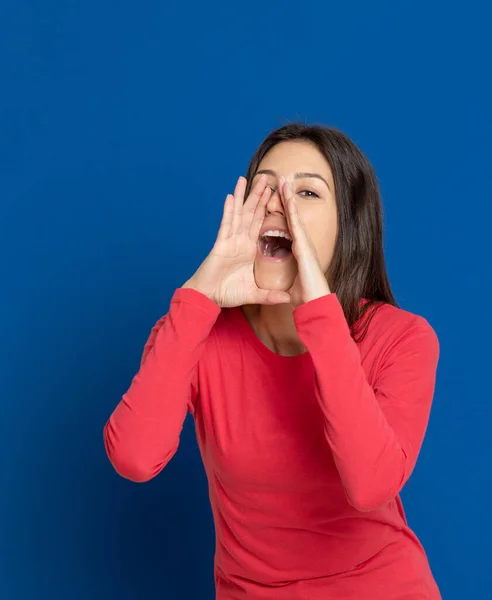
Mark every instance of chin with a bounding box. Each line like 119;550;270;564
253;255;297;292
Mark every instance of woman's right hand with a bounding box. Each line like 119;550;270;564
182;175;291;308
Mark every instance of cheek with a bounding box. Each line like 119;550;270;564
303;211;338;261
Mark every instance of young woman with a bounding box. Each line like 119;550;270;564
104;123;441;599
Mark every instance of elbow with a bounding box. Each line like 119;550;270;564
108;454;158;483
103;422;170;483
345;455;408;512
347;495;388;513
345;486;397;513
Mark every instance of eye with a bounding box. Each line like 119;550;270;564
298;189;320;198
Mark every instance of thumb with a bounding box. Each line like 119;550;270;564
255;288;291;305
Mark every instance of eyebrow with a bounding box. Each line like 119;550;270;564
255;169;331;191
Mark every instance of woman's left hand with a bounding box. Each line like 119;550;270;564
279;176;332;306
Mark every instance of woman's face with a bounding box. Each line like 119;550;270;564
251;140;338;293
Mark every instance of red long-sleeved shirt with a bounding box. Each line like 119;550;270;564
104;288;441;599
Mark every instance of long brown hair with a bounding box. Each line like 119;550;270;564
244;123;398;342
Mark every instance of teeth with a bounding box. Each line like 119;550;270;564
262;229;292;241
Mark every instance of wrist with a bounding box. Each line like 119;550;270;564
301;279;331;304
181;279;218;304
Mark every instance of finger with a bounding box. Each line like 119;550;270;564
217;194;234;240
278;176;288;208
231;176;247;234
280;178;306;242
240;174;268;235
248;185;272;241
253;288;291;305
243;173;268;210
279;177;299;236
278;176;296;228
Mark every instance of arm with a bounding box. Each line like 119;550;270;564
103;288;221;482
293;293;440;512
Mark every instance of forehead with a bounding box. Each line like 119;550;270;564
258;140;332;177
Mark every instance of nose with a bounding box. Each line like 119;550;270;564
265;181;286;216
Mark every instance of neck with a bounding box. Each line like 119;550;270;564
241;303;307;357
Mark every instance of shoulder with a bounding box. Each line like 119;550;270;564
366;300;436;333
359;300;440;364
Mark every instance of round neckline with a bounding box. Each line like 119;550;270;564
230;306;312;364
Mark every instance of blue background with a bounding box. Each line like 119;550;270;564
1;1;490;598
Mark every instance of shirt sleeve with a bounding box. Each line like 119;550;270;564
103;288;221;482
293;293;440;512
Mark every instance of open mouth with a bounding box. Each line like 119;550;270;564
259;234;293;259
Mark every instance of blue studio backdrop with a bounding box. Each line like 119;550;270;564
1;1;490;599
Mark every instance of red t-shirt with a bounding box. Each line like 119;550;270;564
104;288;441;599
